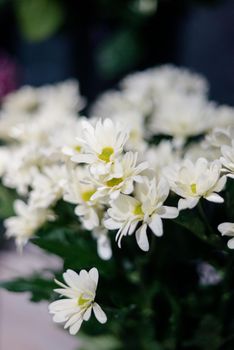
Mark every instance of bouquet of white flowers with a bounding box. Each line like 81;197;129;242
1;66;234;349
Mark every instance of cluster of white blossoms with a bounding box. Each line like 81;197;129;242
0;66;234;255
1;65;234;334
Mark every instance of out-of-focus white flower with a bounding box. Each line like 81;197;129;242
91;152;148;201
150;93;213;143
91;90;152;123
213;105;234;129
63;166;101;230
93;226;112;260
184;142;220;162
165;158;226;210
122;65;208;98
105;177;178;251
72;118;129;176
0;147;10;176
2;86;40;115
2;143;56;195
218;222;234;249
29;165;67;208
4;200;55;250
220;141;234;179
144;140;179;175
49;268;107;335
204;126;234;150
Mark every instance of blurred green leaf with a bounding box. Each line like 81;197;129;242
174;210;207;241
96;29;142;79
0;183;16;219
79;334;121;350
14;0;64;42
0;274;55;302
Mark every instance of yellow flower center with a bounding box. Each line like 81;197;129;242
106;177;123;187
74;145;81;152
98;147;114;162
77;294;90;307
81;190;95;202
133;203;143;216
190;183;197;194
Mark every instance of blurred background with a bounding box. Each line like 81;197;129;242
0;0;234;349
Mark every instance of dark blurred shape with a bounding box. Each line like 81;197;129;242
178;0;234;105
0;52;18;100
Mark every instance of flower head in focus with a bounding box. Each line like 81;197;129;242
165;158;226;210
105;177;178;251
71;118;129;176
49;268;107;335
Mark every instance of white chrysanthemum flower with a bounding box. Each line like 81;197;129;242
29;165;67;208
218;222;234;249
49;268;107;335
144;141;180;175
121;65;208;98
220;141;234;179
150;93;213;143
91;152;148;201
91;90;152;123
2;143;56;195
4;200;55;250
2;86;40;115
165;158;226;210
204;126;234;150
104;177;178;251
72;118;129;176
63;166;101;230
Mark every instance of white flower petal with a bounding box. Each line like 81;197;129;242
135;224;149;251
93;302;107;324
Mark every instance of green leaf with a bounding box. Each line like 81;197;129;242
79;334;121;350
96;29;142;79
14;0;64;42
0;183;16;219
32;227;114;274
0;274;55;302
173;210;206;241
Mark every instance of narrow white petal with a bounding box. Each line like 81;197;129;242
89;267;99;285
159;206;178;219
135;224;149;251
93;303;107;324
205;193;224;203
149;215;163;237
227;238;234;249
83;306;92;321
69;319;83;335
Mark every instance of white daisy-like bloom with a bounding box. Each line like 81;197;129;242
71;118;129;177
218;222;234;249
91;90;152;123
38;80;86;114
150;93;213;143
2;85;40;115
121;65;208;98
204;126;234;150
2;142;56;195
104;177;178;251
108;111;147;151
63;166;101;231
90;151;148;201
144;140;180;176
29;165;67;209
165;158;226;211
220;141;234;179
49;268;107;335
4;200;55;250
